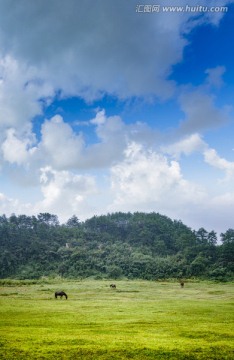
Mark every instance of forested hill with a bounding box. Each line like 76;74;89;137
0;212;233;281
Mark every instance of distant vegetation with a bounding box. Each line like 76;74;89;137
0;212;233;281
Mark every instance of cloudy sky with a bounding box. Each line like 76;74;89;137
0;0;234;235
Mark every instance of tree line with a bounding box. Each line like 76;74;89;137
0;212;233;281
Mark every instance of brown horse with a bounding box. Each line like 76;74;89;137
55;291;68;299
180;281;184;288
110;284;116;289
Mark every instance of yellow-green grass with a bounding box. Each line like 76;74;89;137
0;279;233;359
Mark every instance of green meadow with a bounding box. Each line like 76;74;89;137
0;279;233;359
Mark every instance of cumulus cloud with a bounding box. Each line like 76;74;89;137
40;115;84;169
90;109;106;126
36;166;98;221
84;111;162;168
1;128;36;165
0;109;160;174
109;142;205;213
0;0;229;102
37;112;126;170
204;148;234;180
0;0;175;100
162;133;206;159
0;55;53;133
0;166;99;222
35;110;160;171
0;0;231;142
0;0;233;234
107;141;234;233
162;133;234;182
1;134;234;233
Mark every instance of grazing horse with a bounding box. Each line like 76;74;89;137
180;281;184;288
55;291;68;299
110;284;116;289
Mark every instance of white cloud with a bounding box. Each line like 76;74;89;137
36;166;98;221
40;115;84;169
0;0;229;102
162;133;206;159
162;133;234;182
0;110;160;174
107;140;234;233
85;112;162;168
1;128;36;165
109;142;205;213
204;148;234;180
38;112;127;170
0;134;234;233
90;109;106;125
0;55;53;133
0;0;233;234
0;166;99;222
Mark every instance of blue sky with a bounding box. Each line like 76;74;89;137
0;0;234;235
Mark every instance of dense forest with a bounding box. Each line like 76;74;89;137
0;212;233;281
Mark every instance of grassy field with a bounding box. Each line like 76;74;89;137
0;279;233;359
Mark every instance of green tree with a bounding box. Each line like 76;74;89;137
219;229;234;273
221;229;234;244
37;213;59;226
66;215;80;228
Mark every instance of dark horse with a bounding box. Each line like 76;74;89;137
55;291;68;299
180;281;184;288
110;284;116;289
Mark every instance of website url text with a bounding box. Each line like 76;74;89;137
136;4;228;13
